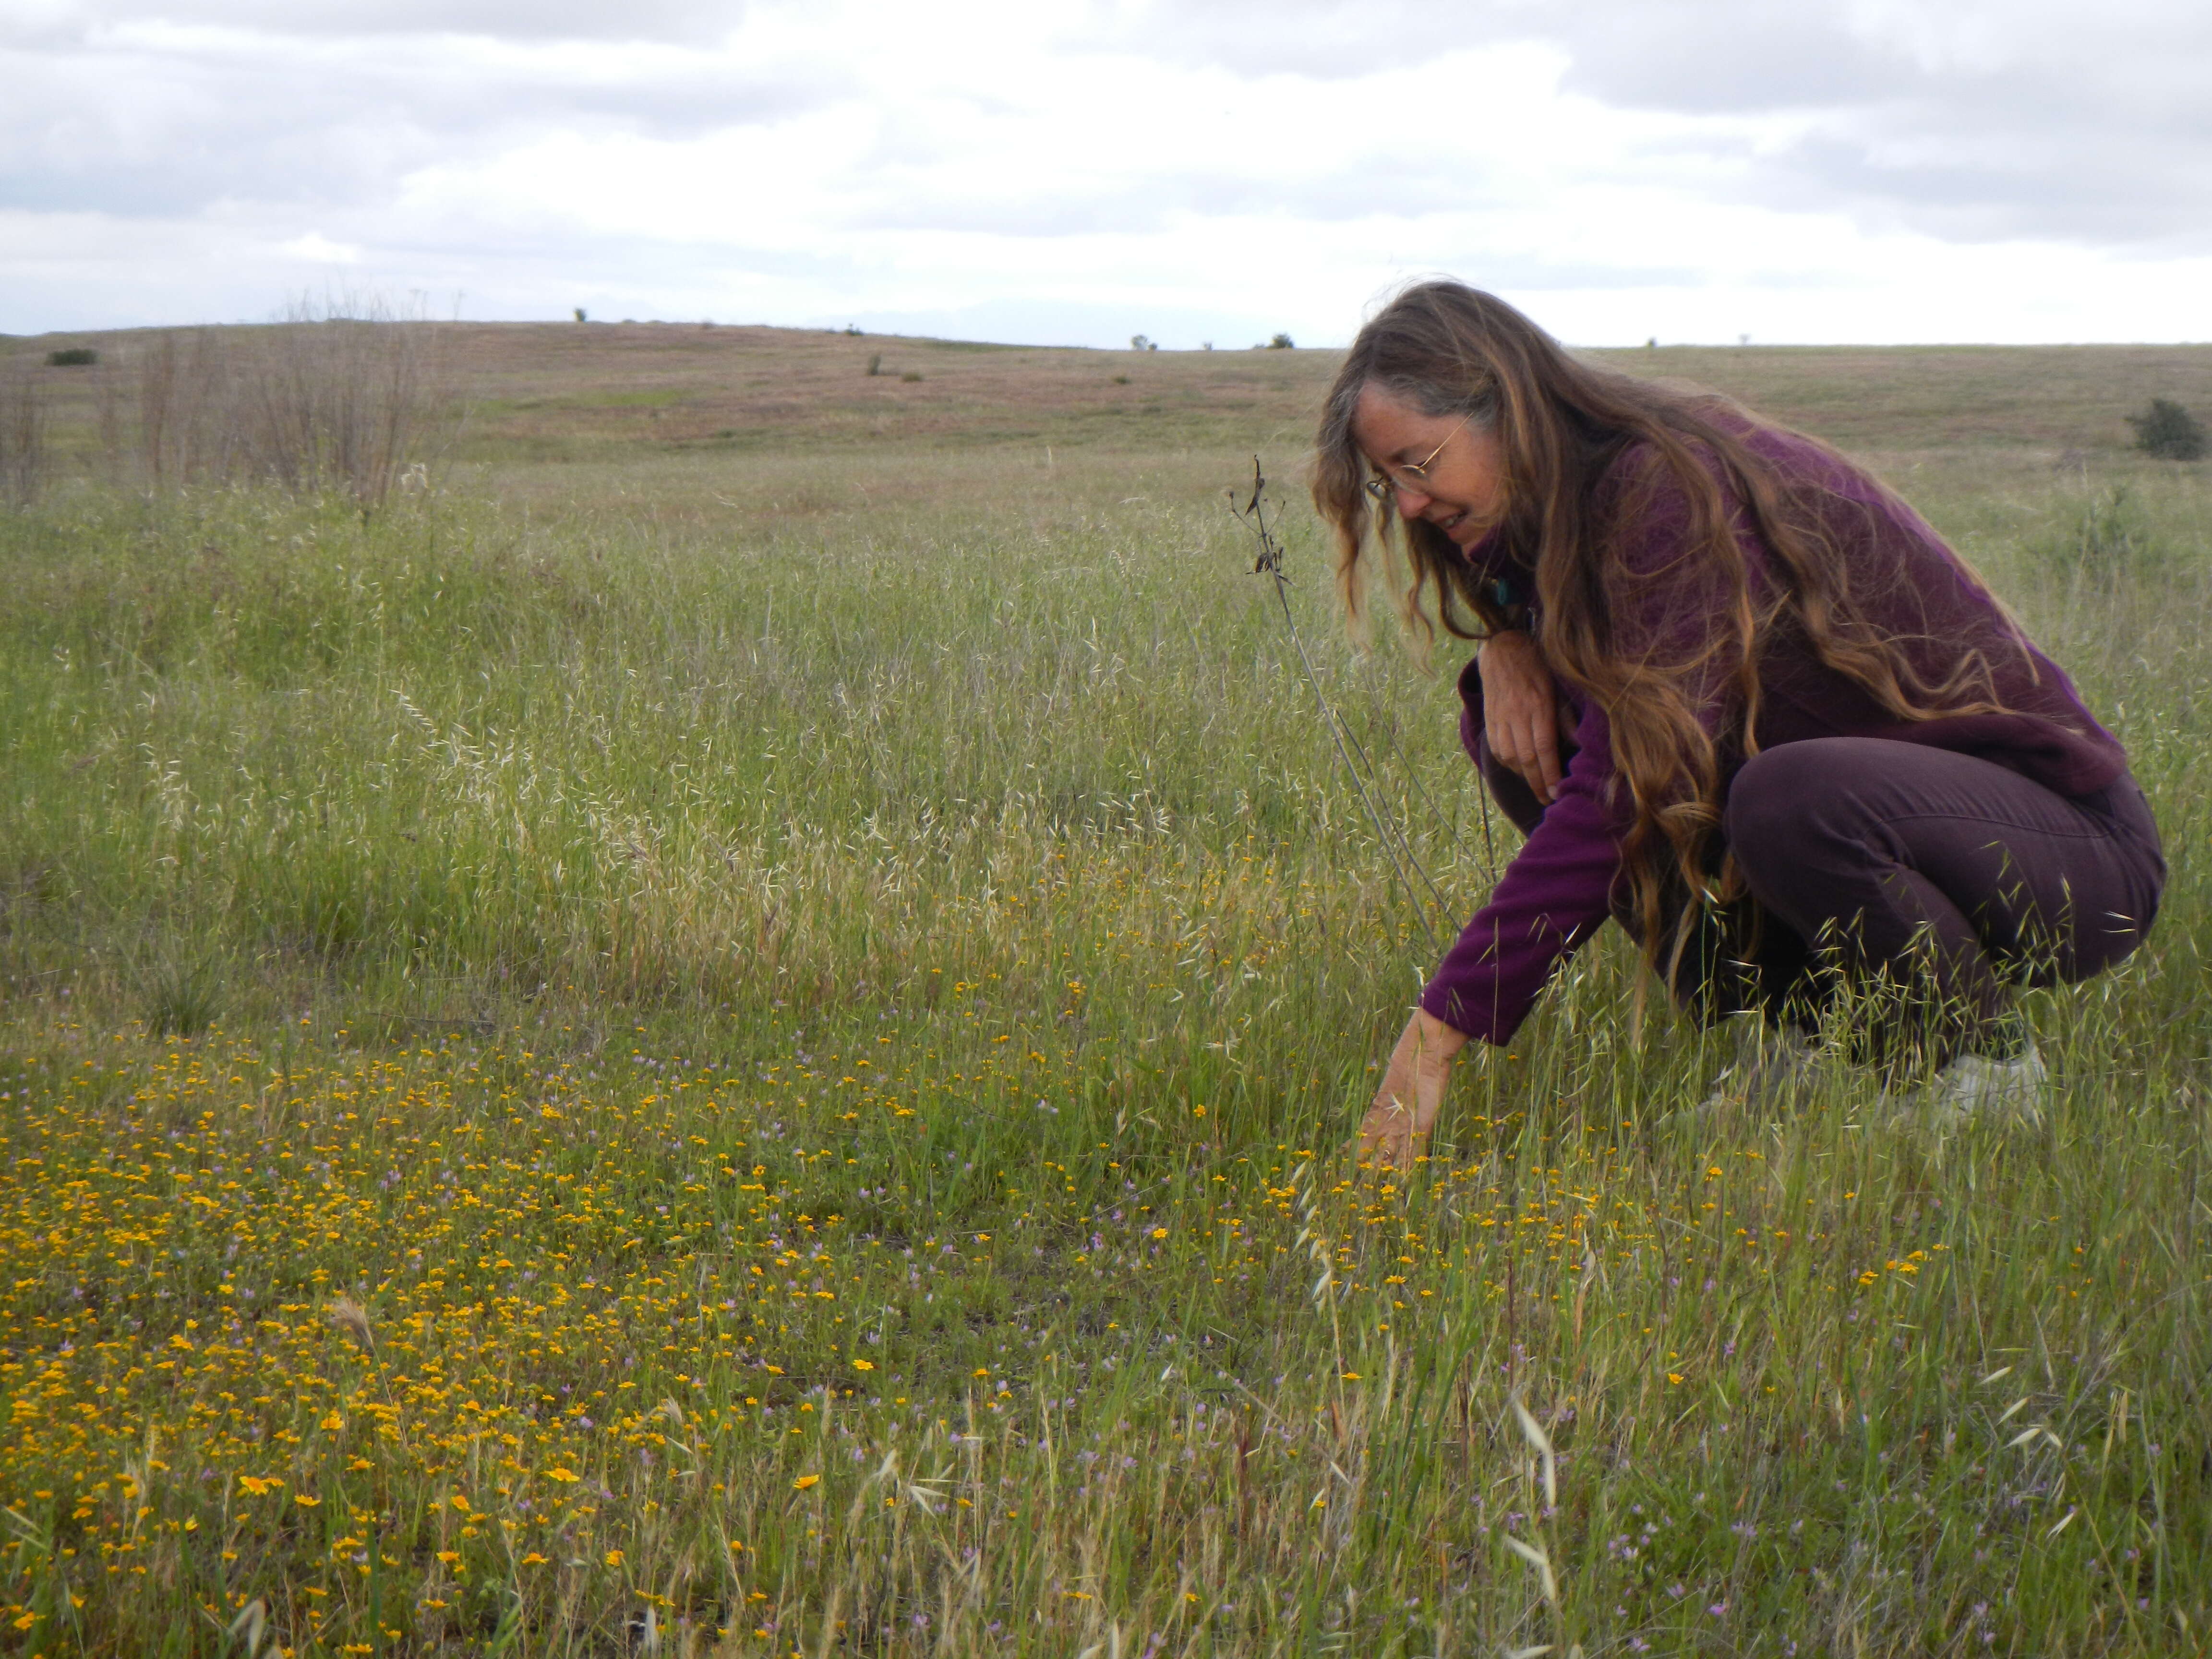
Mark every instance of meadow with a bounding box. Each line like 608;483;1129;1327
1;321;2209;1657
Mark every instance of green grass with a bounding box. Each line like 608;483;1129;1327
0;333;2209;1656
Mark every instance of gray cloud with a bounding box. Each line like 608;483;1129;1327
3;0;2207;341
0;21;830;217
12;0;2208;246
1530;2;2212;248
5;0;755;44
1074;0;2212;250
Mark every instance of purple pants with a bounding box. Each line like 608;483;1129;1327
1481;734;2165;1064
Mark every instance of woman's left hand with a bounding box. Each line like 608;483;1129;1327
1355;1010;1471;1165
1479;629;1563;804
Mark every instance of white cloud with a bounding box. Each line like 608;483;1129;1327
0;0;2207;343
276;231;361;264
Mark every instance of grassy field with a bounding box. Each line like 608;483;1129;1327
2;323;2210;1657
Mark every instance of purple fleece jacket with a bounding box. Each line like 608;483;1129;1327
1419;424;2127;1045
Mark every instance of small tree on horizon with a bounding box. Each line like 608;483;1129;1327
2127;397;2206;461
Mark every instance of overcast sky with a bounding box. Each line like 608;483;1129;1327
4;0;2207;347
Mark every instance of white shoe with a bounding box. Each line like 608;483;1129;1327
1910;1041;2048;1131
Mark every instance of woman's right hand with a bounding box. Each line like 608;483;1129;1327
1479;629;1563;804
1354;1010;1470;1166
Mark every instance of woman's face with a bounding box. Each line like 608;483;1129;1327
1350;384;1507;552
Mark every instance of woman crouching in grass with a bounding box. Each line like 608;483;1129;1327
1314;281;2164;1163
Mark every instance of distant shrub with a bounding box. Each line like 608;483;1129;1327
866;353;883;377
1130;334;1151;352
2127;397;2206;461
130;295;450;509
1111;374;1130;385
844;325;864;337
900;371;923;383
47;347;98;367
1268;332;1294;350
574;307;587;323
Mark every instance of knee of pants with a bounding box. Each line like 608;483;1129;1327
1723;745;1856;896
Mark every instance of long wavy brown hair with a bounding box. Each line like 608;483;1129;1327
1312;280;2032;973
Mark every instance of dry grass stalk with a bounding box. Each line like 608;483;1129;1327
131;295;448;507
327;1296;374;1351
0;366;46;508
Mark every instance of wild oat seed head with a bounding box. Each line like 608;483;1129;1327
328;1297;373;1349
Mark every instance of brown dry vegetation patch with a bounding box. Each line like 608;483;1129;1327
433;322;1338;459
9;318;2212;485
430;325;2212;463
1615;342;2212;455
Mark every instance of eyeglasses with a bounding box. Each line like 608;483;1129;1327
1363;417;1468;503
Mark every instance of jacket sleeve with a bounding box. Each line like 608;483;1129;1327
1419;451;1752;1044
1419;696;1629;1043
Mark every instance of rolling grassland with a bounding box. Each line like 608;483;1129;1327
2;324;2210;1656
